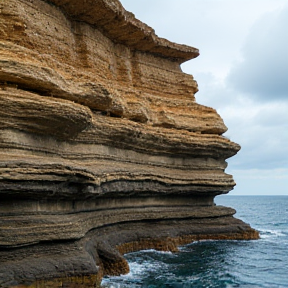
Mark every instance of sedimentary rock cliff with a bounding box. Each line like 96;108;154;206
0;0;259;287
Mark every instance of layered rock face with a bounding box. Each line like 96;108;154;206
0;0;259;287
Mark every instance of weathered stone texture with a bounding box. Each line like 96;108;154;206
0;0;258;287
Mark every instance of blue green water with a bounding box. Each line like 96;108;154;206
101;196;288;288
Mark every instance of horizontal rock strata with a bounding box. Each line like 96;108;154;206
0;0;259;287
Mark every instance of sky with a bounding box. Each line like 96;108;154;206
121;0;288;195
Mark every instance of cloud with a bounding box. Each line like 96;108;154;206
223;101;288;170
226;168;288;195
227;6;288;102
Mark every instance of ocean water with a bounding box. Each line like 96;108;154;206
101;196;288;288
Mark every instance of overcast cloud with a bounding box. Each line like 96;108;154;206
121;0;288;195
228;6;288;101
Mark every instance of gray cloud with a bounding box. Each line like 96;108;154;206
225;168;288;195
227;6;288;101
222;101;288;170
191;72;241;110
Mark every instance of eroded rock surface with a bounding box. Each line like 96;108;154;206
0;0;258;287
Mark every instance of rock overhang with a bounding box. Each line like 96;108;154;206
47;0;200;63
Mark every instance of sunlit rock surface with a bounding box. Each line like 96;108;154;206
0;0;259;287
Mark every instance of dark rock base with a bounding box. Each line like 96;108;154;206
0;216;259;288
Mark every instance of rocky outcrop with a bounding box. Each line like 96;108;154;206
0;0;259;287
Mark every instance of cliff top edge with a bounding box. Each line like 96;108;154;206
47;0;199;63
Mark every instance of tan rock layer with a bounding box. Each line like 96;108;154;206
42;0;200;63
0;206;236;247
0;0;222;133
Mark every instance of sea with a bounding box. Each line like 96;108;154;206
101;195;288;288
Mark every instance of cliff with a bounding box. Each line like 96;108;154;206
0;0;259;287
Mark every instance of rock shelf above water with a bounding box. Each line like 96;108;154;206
0;0;259;287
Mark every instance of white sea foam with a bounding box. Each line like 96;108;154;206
101;260;158;288
150;249;173;255
126;261;148;277
125;248;173;255
260;229;286;239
